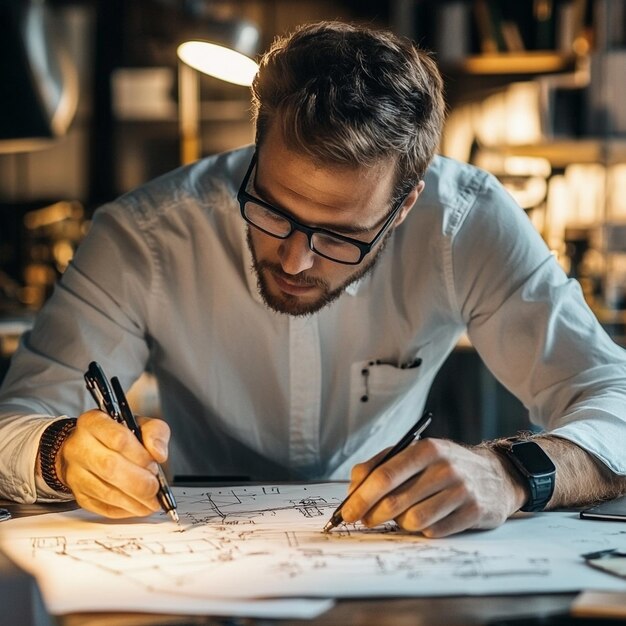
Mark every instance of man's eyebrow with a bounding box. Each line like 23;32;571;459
309;206;394;236
251;174;380;236
320;220;375;236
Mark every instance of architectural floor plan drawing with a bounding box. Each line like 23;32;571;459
1;483;625;615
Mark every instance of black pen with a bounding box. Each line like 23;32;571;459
84;361;180;524
323;410;433;533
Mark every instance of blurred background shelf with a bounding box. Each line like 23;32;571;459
1;0;626;443
454;51;580;74
478;139;626;167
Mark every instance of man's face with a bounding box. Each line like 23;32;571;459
246;125;419;316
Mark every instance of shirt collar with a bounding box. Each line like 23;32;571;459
345;275;369;296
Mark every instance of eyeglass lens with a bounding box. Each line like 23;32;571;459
243;200;363;264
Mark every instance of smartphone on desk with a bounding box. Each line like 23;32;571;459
580;494;626;521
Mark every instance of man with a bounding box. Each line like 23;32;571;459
1;21;625;537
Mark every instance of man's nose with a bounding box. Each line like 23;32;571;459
278;230;316;275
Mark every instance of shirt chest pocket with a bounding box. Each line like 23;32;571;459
344;358;423;457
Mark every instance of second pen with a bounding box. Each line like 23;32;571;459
84;361;179;524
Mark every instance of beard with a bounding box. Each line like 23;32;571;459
246;228;394;316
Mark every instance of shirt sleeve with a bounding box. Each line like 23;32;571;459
451;172;626;475
0;200;155;502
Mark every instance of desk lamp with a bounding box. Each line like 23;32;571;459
0;0;78;154
177;18;259;164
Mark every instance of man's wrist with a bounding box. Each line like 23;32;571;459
474;444;529;514
490;439;556;512
38;418;77;494
489;447;530;511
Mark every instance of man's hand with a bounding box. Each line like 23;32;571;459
53;410;171;519
340;438;528;537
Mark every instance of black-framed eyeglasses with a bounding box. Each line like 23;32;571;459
237;152;407;265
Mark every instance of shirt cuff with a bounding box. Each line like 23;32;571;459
0;413;75;502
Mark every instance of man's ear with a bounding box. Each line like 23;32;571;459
394;180;425;227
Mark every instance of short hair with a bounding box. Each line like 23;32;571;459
251;21;446;200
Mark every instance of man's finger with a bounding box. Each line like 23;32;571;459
75;489;159;519
343;440;436;522
82;411;156;468
393;482;469;533
68;463;160;518
407;498;483;538
138;417;171;464
359;458;463;527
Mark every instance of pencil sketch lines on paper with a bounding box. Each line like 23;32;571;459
182;487;338;526
20;485;557;600
269;542;552;581
544;521;626;552
31;536;66;557
29;529;552;594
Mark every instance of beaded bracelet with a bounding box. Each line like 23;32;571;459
39;418;77;494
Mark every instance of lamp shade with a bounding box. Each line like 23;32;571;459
176;18;260;86
0;0;78;153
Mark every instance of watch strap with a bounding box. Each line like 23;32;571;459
493;438;556;513
521;472;555;513
39;418;77;494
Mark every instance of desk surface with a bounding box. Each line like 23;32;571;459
57;594;577;626
0;500;580;626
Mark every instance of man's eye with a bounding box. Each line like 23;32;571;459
314;234;348;250
259;208;285;223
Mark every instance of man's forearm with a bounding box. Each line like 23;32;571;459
481;434;626;511
536;435;626;508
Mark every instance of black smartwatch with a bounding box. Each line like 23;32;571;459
495;439;556;512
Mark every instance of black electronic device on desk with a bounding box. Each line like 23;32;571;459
580;494;626;521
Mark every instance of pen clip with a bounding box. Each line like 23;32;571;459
380;410;432;463
85;373;106;411
412;414;432;439
85;361;123;422
111;376;143;441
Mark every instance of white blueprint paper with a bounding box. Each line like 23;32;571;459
1;482;625;616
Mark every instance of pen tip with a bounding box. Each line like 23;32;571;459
170;509;180;524
322;521;334;533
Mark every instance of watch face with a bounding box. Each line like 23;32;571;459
512;442;556;474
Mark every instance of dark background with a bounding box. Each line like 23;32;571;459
1;0;620;442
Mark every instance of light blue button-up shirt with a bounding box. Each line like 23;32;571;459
2;146;626;502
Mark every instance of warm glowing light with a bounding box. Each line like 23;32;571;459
177;41;258;86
